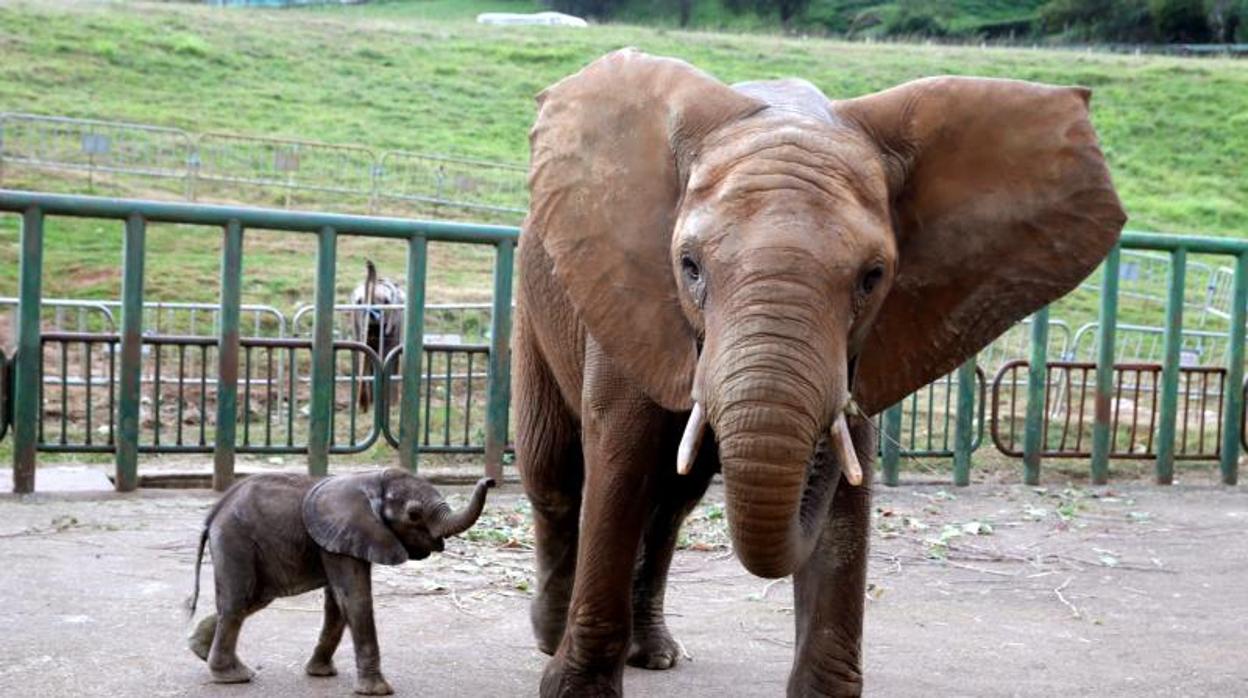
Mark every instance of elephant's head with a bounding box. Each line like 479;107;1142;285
303;470;495;564
527;49;1125;578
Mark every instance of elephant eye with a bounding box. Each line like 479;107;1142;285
859;265;884;296
680;255;701;283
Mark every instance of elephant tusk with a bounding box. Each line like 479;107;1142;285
830;413;863;486
676;402;707;476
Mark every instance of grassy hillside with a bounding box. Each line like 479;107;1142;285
0;0;1245;317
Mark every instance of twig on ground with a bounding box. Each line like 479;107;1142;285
942;560;1020;578
760;578;788;599
1053;577;1081;619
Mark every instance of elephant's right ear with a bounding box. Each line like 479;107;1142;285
303;473;407;566
526;49;765;411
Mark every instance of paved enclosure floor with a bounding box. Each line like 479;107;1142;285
1;473;1246;697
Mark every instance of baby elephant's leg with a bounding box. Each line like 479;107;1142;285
206;545;268;684
306;589;345;677
188;614;217;661
323;554;393;696
208;611;259;683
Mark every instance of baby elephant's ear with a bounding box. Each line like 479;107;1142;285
303;473;407;566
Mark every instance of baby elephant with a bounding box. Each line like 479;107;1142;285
187;469;494;695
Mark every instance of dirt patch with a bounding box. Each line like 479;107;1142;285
0;476;1244;696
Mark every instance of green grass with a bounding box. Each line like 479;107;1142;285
0;0;1245;317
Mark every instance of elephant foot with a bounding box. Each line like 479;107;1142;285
540;656;620;698
209;659;255;684
304;656;338;677
187;615;216;661
531;594;569;656
353;674;394;696
627;623;686;670
787;667;863;698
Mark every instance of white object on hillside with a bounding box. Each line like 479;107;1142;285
476;11;588;27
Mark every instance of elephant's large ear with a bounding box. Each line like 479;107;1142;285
303;472;407;566
526;49;765;410
833;77;1126;413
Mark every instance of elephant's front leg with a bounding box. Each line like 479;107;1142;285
788;414;874;698
305;589;345;677
629;431;716;670
541;351;665;698
323;554;393;696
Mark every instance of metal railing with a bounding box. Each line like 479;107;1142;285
990;361;1226;461
1020;237;1244;485
0;113;528;220
2;189;517;494
874;234;1247;487
3;188;1245;491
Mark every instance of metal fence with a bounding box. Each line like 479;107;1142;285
2;190;1245;492
2;189;517;495
0;113;528;220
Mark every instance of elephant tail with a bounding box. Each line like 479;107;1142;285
185;486;236;620
185;526;209;620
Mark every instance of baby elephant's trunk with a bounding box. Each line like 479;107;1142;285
430;478;495;538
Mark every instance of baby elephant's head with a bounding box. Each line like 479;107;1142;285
303;469;496;565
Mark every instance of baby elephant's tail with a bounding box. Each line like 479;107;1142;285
185;526;209;620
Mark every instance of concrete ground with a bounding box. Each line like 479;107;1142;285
1;467;1246;697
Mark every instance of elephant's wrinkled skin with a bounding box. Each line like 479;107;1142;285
513;49;1125;696
187;470;493;695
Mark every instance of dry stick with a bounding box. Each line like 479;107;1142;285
942;560;1021;578
1053;577;1081;619
759;578;788;599
448;586;489;619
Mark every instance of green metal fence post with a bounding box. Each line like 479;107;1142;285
307;226;337;477
1091;246;1120;484
213;220;243;492
953;357;977;487
1219;252;1247;485
881;403;902;487
484;239;515;482
12;207;43;494
1023;307;1050;486
398;236;427;471
1155;247;1187;484
116;213;146;492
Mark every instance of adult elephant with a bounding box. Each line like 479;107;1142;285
513;49;1125;697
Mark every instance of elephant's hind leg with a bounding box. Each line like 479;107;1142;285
188;614;217;661
205;540;268;684
515;323;584;655
628;428;717;670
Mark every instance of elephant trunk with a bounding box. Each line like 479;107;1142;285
705;289;846;579
430;477;495;538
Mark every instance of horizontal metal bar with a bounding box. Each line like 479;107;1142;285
1120;231;1248;256
0;190;519;244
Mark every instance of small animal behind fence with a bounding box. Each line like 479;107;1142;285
351;260;405;413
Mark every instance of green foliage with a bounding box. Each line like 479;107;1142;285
1149;0;1212;41
1039;0;1248;42
885;0;954;35
546;0;622;18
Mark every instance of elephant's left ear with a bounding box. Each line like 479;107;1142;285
303;472;407;566
832;76;1127;414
